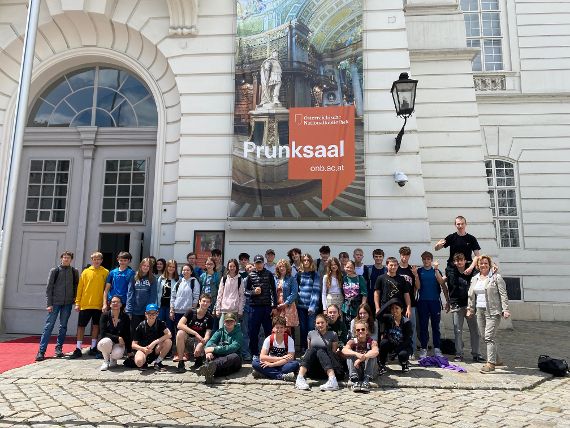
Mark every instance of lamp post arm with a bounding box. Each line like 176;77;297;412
394;116;407;154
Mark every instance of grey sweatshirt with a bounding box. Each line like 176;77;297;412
46;265;79;307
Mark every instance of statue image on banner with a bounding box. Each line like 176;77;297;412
231;0;365;219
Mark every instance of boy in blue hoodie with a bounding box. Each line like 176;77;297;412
197;312;243;383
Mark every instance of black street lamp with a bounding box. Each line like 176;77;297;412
391;72;418;153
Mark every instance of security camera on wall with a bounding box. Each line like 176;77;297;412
394;171;408;187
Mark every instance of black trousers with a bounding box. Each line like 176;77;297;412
301;347;333;379
212;353;242;377
379;339;409;366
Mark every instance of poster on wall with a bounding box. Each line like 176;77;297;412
193;231;225;268
231;0;365;219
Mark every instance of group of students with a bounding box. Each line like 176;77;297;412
36;215;511;390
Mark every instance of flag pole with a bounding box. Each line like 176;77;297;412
0;0;41;331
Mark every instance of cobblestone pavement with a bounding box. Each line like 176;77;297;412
0;321;568;427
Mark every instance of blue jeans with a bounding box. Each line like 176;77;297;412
241;305;252;360
252;357;299;380
297;307;316;351
410;307;417;354
417;300;441;349
248;306;272;356
38;304;73;353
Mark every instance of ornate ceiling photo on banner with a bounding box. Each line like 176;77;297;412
231;0;365;220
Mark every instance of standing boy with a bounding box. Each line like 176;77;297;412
70;252;109;358
417;251;449;358
435;215;481;273
103;251;134;311
264;249;276;275
186;252;204;279
36;251;79;361
397;246;420;357
367;249;387;311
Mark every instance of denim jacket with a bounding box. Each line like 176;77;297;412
277;275;298;306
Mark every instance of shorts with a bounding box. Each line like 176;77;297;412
145;350;159;364
77;309;102;327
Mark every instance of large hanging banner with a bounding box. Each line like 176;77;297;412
231;0;364;219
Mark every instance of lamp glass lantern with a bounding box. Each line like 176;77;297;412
391;72;418;118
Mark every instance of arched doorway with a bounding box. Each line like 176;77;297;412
4;65;158;334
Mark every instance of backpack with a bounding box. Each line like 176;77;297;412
269;332;289;350
53;266;79;285
174;277;197;294
222;274;242;290
538;355;569;377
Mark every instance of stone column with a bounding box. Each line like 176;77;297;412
75;126;97;267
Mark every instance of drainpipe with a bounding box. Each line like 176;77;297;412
0;0;41;331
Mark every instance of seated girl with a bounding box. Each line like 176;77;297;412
378;298;413;374
295;314;341;391
349;303;378;342
342;320;379;393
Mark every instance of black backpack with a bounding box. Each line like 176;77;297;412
538;355;569;377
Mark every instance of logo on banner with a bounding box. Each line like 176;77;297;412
288;106;355;210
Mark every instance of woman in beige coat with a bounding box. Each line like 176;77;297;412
467;255;511;373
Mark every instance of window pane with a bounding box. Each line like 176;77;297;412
28;185;41;196
26;198;39;209
133;160;146;172
49;102;75;127
131;198;144;209
44;161;57;171
41;185;54;197
40;198;52;209
67;68;95;91
132;172;145;184
103;185;116;197
102;211;114;223
133;99;158;126
98;68;128;91
112;102;137;127
57;160;70;172
460;0;478;11
116;211;128;222
95;109;115;127
66;87;94;112
120;76;150;105
105;173;118;185
38;211;51;221
25;210;37;222
118;185;130;196
483;39;503;71
119;160;133;171
52;211;66;223
481;0;499;11
464;13;480;37
43;79;71;106
28;101;53;127
70;109;93;127
53;198;66;210
97;88;125;112
117;198;129;209
482;12;501;36
54;185;67;196
118;173;131;184
131;185;144;197
129;211;143;223
43;173;55;184
106;160;119;171
30;160;43;171
102;198;115;209
56;173;69;184
29;173;42;184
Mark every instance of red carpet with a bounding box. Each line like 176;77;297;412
0;335;81;373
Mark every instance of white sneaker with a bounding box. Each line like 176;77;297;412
295;376;310;390
99;361;109;371
319;378;339;391
434;348;443;357
109;359;118;368
419;348;428;359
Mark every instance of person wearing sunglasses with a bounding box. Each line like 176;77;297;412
342;320;379;393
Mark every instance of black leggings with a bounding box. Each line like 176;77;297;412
301;347;333;379
379;339;409;365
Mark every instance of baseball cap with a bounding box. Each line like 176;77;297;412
224;313;237;322
253;254;264;263
145;303;159;313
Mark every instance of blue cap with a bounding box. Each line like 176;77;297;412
145;303;159;312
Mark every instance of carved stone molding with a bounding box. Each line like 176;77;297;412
474;74;506;91
166;0;199;37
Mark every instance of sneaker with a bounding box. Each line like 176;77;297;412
251;370;264;379
154;361;167;371
197;361;216;384
177;361;186;373
434;348;443;357
480;363;495;374
54;346;64;358
320;378;339;391
35;351;45;362
419;348;428;359
472;354;485;363
351;381;361;392
242;355;253;363
69;348;83;359
401;361;410;373
378;364;388;376
361;379;371;393
88;347;98;356
192;358;204;369
295;376;310;390
99;361;110;371
282;372;296;382
109;359;118;368
409;354;416;361
454;355;463;362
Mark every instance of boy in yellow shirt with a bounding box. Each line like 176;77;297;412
70;252;109;358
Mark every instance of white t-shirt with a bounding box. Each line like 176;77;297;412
262;334;295;354
474;277;487;308
355;265;364;276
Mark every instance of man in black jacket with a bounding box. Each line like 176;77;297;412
36;251;79;361
246;255;277;356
